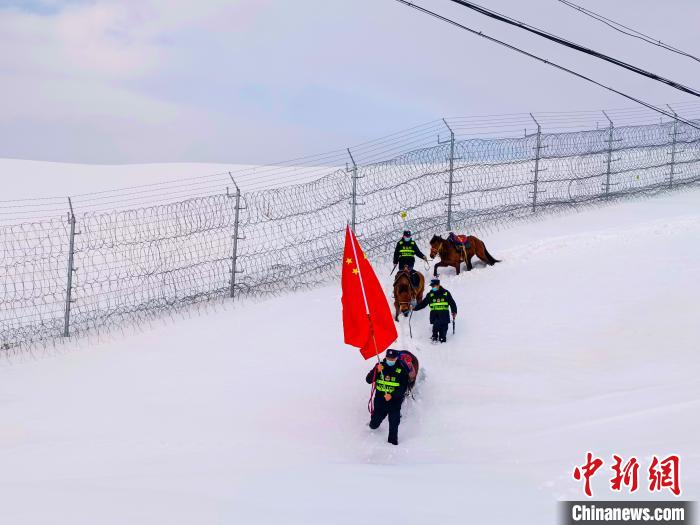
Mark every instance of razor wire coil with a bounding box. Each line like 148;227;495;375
1;114;699;353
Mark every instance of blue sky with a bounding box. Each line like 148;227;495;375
0;0;698;164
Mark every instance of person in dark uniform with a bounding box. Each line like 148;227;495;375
366;349;410;445
393;230;427;287
412;278;457;343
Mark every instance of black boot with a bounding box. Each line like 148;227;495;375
388;435;398;445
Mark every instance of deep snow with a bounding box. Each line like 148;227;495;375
1;186;699;524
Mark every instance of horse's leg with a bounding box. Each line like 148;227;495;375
434;261;447;277
394;300;399;321
474;240;489;265
466;251;473;271
449;247;461;276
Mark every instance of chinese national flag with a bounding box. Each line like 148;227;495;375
341;226;398;359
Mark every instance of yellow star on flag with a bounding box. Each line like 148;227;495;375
345;258;353;265
352;268;360;275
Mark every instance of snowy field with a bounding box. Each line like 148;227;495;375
1;186;699;524
0;158;340;202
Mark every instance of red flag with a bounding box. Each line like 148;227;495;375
341;226;398;359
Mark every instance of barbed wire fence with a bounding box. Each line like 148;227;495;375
2;103;700;354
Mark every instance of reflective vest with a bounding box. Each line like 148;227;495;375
427;290;451;311
376;367;403;393
398;240;416;258
430;298;450;311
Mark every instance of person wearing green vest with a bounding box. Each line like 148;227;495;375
412;278;457;343
393;230;427;288
393;230;427;271
366;349;411;445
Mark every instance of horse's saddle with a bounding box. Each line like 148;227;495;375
448;233;471;250
394;270;421;289
398;350;419;385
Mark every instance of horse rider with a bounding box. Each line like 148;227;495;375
366;349;410;445
412;278;457;343
393;230;427;287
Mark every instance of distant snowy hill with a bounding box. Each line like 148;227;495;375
1;181;698;524
0;158;339;200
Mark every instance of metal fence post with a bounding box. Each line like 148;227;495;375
667;105;679;188
63;197;77;337
347;148;358;233
530;113;543;212
228;174;245;300
438;119;456;230
603;111;614;198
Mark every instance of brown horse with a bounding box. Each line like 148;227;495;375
429;234;500;276
393;267;425;320
399;350;420;393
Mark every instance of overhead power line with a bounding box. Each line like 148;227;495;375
556;0;700;64
445;0;700;98
393;1;700;130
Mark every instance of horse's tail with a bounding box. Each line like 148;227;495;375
484;246;501;265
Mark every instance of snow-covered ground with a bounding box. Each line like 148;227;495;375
0;158;340;201
0;159;236;198
1;187;699;524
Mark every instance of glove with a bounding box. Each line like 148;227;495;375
384;393;392;401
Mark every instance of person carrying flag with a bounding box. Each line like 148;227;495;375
366;349;410;445
412;278;457;343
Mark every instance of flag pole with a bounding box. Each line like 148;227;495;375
347;226;383;367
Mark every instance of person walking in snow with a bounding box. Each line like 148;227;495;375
366;349;410;445
412;278;457;343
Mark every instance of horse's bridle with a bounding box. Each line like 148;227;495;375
394;270;417;309
430;241;444;259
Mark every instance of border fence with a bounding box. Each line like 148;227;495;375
2;105;700;352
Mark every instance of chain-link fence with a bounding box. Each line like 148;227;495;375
2;111;699;353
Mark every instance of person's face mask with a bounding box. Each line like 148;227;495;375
431;286;439;292
385;359;397;367
403;236;411;241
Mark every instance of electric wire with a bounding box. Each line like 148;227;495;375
394;0;700;131
556;0;700;64
445;0;700;97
